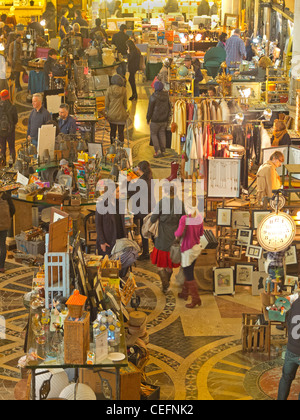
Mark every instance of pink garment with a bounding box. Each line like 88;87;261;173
174;214;204;252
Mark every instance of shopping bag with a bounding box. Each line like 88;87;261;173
141;213;159;239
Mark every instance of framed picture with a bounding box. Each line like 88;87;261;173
246;245;263;260
208;158;241;198
252;210;271;230
284;275;298;287
285;245;297;265
232;211;251;229
217;208;232;227
252;272;268;296
235;263;255;286
213;267;235;296
237;229;253;246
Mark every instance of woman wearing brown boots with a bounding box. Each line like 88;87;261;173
174;208;204;308
150;183;185;293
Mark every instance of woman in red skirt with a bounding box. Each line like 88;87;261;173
150;183;185;293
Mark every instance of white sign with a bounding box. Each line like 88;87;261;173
95;329;108;362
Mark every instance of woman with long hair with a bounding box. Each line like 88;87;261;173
127;160;154;260
150;182;185;293
59;8;70;40
126;39;141;101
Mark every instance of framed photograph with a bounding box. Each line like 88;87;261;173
252;210;271;230
284;275;298;287
235;263;255;286
232;211;251;229
285;245;297;265
213;267;235;296
246;245;263;260
217;208;232;227
237;229;253;246
208;158;241;198
252;272;268;296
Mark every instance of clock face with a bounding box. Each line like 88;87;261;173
257;212;296;252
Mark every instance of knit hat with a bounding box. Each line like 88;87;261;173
111;73;125;87
154;80;164;91
0;90;9;101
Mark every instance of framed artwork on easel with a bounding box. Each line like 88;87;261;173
208;158;241;198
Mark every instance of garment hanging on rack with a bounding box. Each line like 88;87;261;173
171;99;187;155
28;70;46;95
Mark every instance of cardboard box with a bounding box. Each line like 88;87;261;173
64;311;90;364
79;362;142;400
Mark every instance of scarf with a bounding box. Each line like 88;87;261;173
272;128;287;146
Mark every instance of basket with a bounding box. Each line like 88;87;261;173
15;234;45;256
67;304;84;318
268;297;291;322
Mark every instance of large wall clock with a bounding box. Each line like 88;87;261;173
257;212;296;252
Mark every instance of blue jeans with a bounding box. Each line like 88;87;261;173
277;349;300;400
0;230;7;269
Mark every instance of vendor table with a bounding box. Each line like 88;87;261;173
282;164;300;205
25;307;128;400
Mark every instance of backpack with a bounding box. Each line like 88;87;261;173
0;102;13;137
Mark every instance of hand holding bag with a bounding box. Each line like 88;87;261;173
170;219;188;264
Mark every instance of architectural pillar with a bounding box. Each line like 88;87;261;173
289;0;300;106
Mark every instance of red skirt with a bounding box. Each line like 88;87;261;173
151;247;180;269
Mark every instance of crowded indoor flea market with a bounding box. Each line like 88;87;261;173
0;0;300;402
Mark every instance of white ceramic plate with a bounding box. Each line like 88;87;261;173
107;352;125;361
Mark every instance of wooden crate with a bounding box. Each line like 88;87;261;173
64;311;90;364
242;313;270;353
79;362;142;400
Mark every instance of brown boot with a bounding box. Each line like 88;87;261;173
158;269;170;293
186;280;201;308
178;280;189;300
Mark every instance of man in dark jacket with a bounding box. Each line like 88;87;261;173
44;49;59;89
112;24;129;77
147;80;171;158
73;10;89;38
0;89;18;164
277;296;300;400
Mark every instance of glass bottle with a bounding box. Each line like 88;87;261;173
48;323;64;361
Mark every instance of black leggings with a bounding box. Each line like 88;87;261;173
110;123;125;144
183;260;196;281
128;71;137;97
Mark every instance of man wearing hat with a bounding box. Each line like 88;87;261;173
146;80;172;158
0;89;18;164
183;55;203;97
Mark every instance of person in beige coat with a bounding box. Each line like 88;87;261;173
8;34;24;91
256;150;284;207
105;74;128;144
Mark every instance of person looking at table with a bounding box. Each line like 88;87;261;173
183;55;203;97
27;93;51;148
73;10;89;39
225;28;246;71
59;8;70;40
256;150;284;206
58;103;77;135
271;119;291;146
112;24;129;77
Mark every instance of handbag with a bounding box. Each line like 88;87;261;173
141;213;159;239
170;219;188;264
